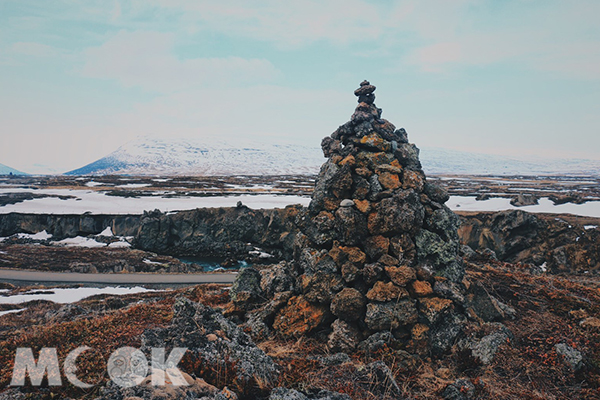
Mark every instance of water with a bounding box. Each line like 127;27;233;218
178;256;250;272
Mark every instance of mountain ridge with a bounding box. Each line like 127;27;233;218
0;163;27;175
65;136;600;176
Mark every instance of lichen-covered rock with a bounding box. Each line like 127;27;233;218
141;297;277;396
555;343;584;371
96;374;237;400
269;388;351;400
366;281;409;302
273;296;328;339
229;267;263;309
458;323;513;365
365;300;417;331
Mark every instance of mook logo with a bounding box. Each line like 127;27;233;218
10;346;188;388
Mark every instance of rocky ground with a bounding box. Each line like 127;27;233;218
0;256;599;399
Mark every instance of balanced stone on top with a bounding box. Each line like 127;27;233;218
354;80;377;104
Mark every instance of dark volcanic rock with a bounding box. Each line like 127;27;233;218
141;297;277;395
233;80;466;355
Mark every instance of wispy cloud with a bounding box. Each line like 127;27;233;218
80;30;281;92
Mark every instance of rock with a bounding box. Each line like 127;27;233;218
364;235;389;260
328;319;361;352
356;361;402;398
433;281;465;304
354;82;376;96
442;378;475;400
0;389;26;400
394;143;422;170
335;207;368;246
460;323;513;365
230;267;263;309
98;373;237;400
330;288;366;322
141;297;277;396
424;181;449;204
366;281;409;302
269;387;351;400
510;193;539;207
301;271;344;304
315;352;352;366
353;199;371;213
385;265;417;286
340;199;355;208
378;172;401;189
555;343;584;371
340;262;360;282
367;190;425;236
410;280;433;297
415;229;463;282
365;300;417;331
466;283;513;322
419;297;454;324
429;312;465;355
358;331;395;353
260;263;295;298
269;388;308;400
273;296;328;339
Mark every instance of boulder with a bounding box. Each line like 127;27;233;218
330;288;366;322
273;296;328;339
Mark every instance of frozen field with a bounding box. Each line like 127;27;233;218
0;188;310;214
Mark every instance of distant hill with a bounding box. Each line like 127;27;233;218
65;136;600;177
420;147;600;176
65;136;325;176
0;163;26;175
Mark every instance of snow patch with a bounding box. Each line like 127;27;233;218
17;230;52;240
108;241;131;248
85;181;104;187
143;259;164;265
98;227;114;237
584;225;598;230
0;309;25;317
0;286;157;304
116;183;151;188
55;236;106;248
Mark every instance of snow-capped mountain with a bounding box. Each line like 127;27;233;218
65;136;326;176
420;147;600;176
0;163;26;175
65;136;600;177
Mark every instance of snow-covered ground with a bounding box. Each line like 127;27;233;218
2;188;600;217
447;196;600;218
0;286;157;305
0;188;310;214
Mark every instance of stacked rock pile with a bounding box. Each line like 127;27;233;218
235;81;468;355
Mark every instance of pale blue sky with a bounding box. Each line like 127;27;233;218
1;0;599;174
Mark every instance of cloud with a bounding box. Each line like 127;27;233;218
409;42;462;72
80;30;281;92
148;0;386;48
11;42;61;57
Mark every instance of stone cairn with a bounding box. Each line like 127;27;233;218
235;81;467;355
